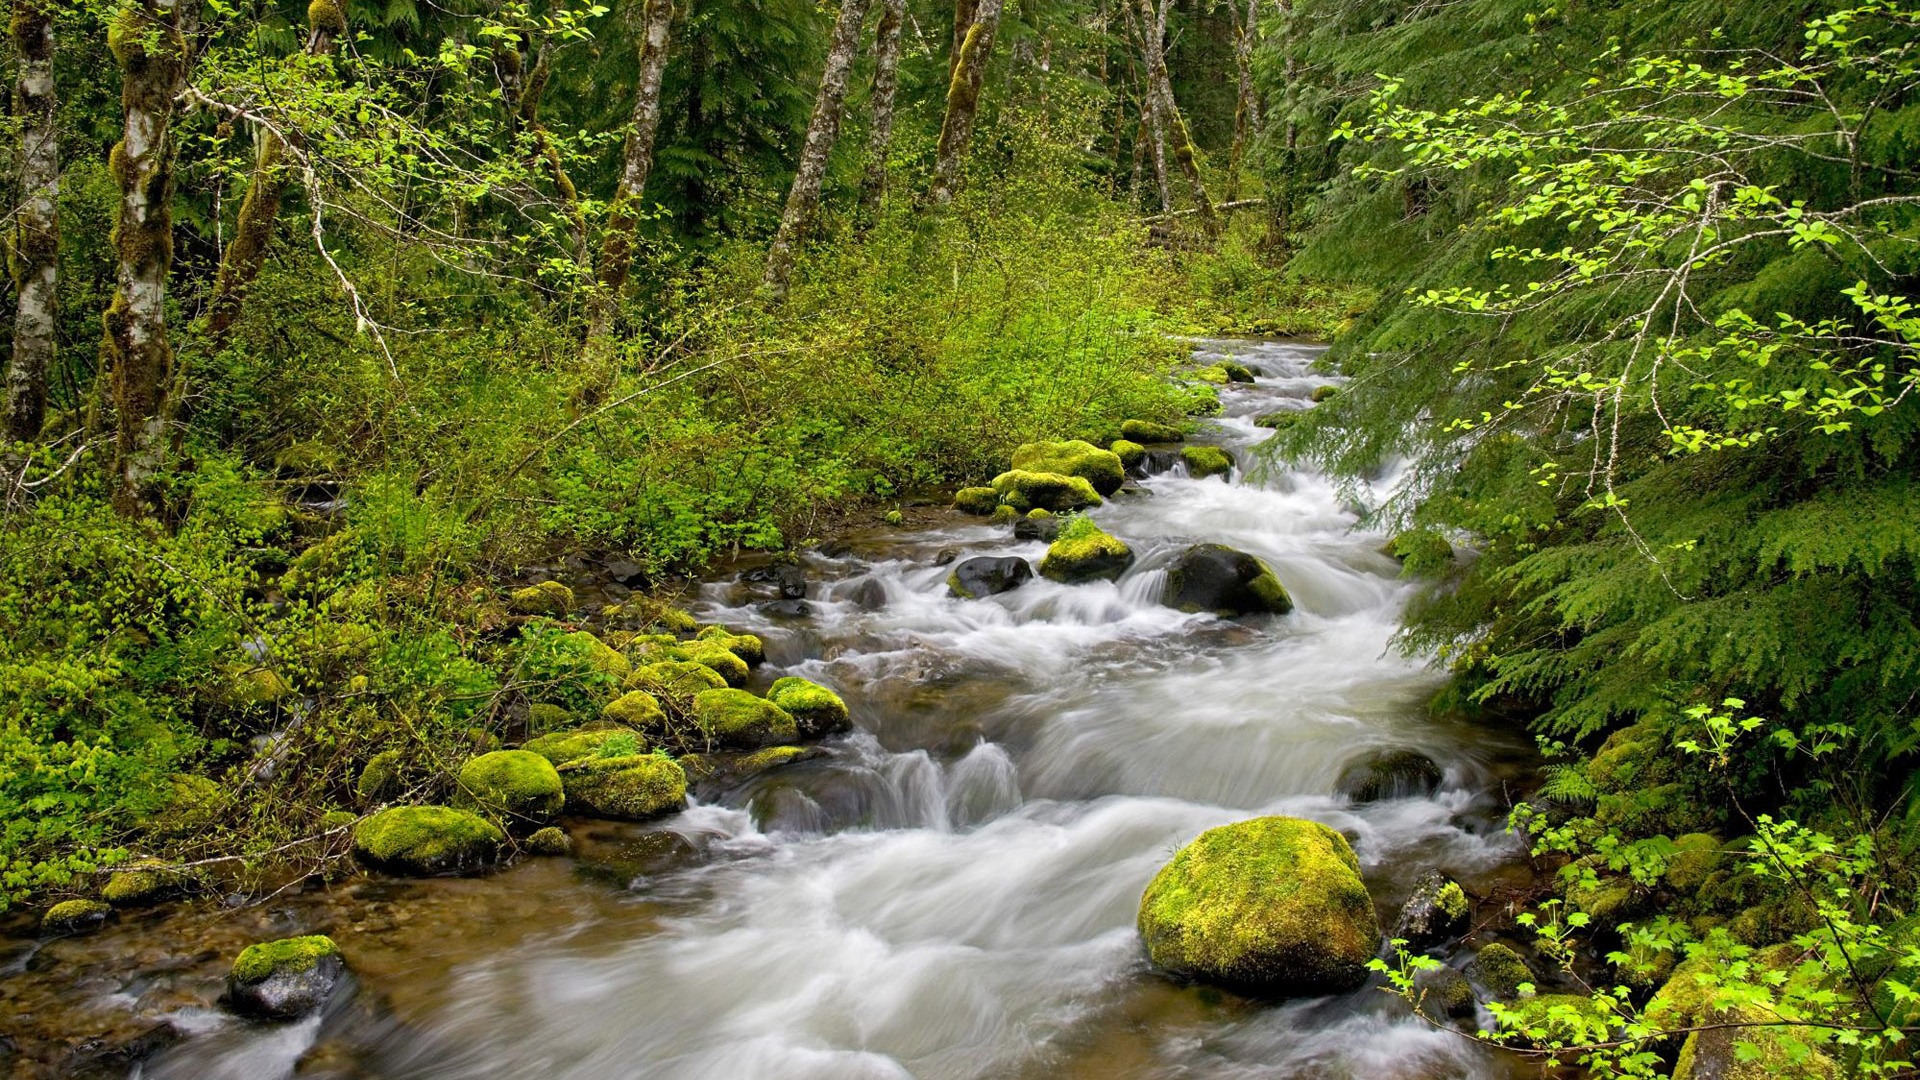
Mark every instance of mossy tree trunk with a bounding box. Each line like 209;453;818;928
857;0;906;217
103;0;189;516
587;0;674;346
1262;0;1298;254
521;42;588;272
202;0;344;344
761;0;873;303
7;0;57;443
1224;0;1260;204
1118;0;1171;212
927;0;1003;207
1132;0;1215;234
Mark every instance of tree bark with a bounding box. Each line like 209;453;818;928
103;0;189;515
1225;0;1260;204
512;40;588;271
588;0;674;343
1132;0;1215;233
7;0;57;443
927;0;1003;207
761;0;873;302
1117;0;1171;212
1263;0;1299;253
202;0;344;343
857;0;906;216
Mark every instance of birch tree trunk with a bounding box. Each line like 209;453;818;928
1118;0;1171;212
202;0;344;343
588;0;674;344
927;0;1003;207
1132;0;1215;233
857;0;907;216
104;0;189;515
1225;0;1260;204
761;0;873;302
7;0;57;443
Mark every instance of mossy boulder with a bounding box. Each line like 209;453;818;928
1393;871;1471;950
629;659;729;697
456;749;565;824
526;702;572;731
602;690;667;730
555;753;687;820
1254;411;1302;430
1110;439;1146;471
522;727;648;767
691;688;798;749
1163;544;1292;616
680;745;820;788
1121;419;1184;443
1413;965;1477;1022
353;805;504;876
564;631;632;680
990;504;1020;525
227;935;345;1020
1385;529;1455;578
953;486;1000;515
1011;440;1126;497
508;580;574;616
1673;1006;1839;1079
42;899;111;936
1181;445;1235;480
694;625;765;666
1014;508;1063;542
1193;364;1230;384
1039;516;1135;584
1665;833;1727;894
662;642;749;687
1137;816;1381;995
884;509;905;525
1467;942;1533;1000
355;749;406;804
524;825;572;856
766;676;850;737
103;860;184;907
1311;384;1340;403
990;470;1103;513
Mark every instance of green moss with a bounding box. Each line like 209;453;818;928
989;470;1103;512
1413;965;1475;1021
1673;1004;1839;1079
509;580;574;616
1121;419;1184;443
1254;411;1302;429
1137;816;1380;994
1386;529;1454;577
606;598;698;633
232;935;340;984
456;749;565;822
563;631;631;680
1193;364;1230;384
691;688;799;749
320;810;358;831
1011;440;1127;496
353;805;504;875
556;753;687;820
524;825;572;855
152;773;225;837
1110;439;1146;470
1181;446;1235;479
221;665;294;706
953;486;1000;515
1040;516;1134;583
307;0;347;34
884;510;905;525
989;504;1017;524
1435;881;1469;921
1666;833;1726;894
766;676;850;736
694;625;765;666
527;702;571;731
522;727;649;766
1469;942;1533;999
663;642;749;687
601;689;667;730
629;659;729;696
1310;384;1339;403
42;899;111;935
102;860;175;906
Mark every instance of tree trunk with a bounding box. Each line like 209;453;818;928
1133;0;1215;233
761;0;873;302
1225;0;1260;204
927;0;1004;207
857;0;906;216
1118;0;1171;212
588;0;674;344
103;0;189;515
202;0;344;343
1263;0;1298;253
950;0;977;79
7;0;57;443
518;41;588;271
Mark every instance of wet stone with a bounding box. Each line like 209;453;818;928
758;599;813;619
1337;749;1444;803
948;556;1033;599
1393;870;1472;950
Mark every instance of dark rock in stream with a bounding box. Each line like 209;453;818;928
743;563;808;599
948;556;1033;599
1013;514;1062;542
1336;749;1444;803
758;599;813;619
1163;544;1293;616
1412;965;1477;1021
847;577;888;610
1393;871;1472;950
604;559;644;585
1141;449;1183;476
225;936;347;1020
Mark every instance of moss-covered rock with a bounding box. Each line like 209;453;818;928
555;753;687;820
947;555;1034;599
1163;543;1292;616
766;676;850;737
694;625;765;666
1121;419;1184;443
1673;1005;1839;1079
1137;816;1380;995
990;470;1103;513
1665;833;1726;894
884;509;905;525
1413;965;1477;1022
41;899;111;936
353;805;504;876
602;690;667;730
524;825;572;855
691;688;799;749
564;630;632;680
1393;871;1471;949
990;503;1020;524
1181;445;1235;480
1337;748;1443;802
1254;411;1302;430
228;935;345;1020
355;749;406;804
1386;529;1455;577
629;659;730;697
1011;440;1127;496
509;580;574;616
1110;439;1146;471
456;749;565;824
102;860;184;907
1467;942;1533;1000
1311;384;1340;403
662;642;749;687
526;702;572;731
953;487;1000;515
681;745;819;787
1040;516;1135;584
1193;364;1230;384
522;727;648;766
151;773;227;838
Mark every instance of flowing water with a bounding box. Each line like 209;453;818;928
3;339;1542;1080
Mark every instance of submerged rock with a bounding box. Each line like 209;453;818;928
1040;517;1134;584
353;805;504;876
1393;871;1472;950
848;577;889;610
1011;440;1126;496
947;555;1034;599
41;899;111;936
681;745;822;789
990;470;1103;513
692;688;798;749
556;754;687;820
1163;544;1292;616
1121;419;1184;443
227;935;345;1020
1337;749;1443;802
742;562;808;599
1137;816;1380;996
456;749;565;824
765;676;851;737
1181;445;1235;480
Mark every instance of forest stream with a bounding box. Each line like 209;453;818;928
2;340;1546;1079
